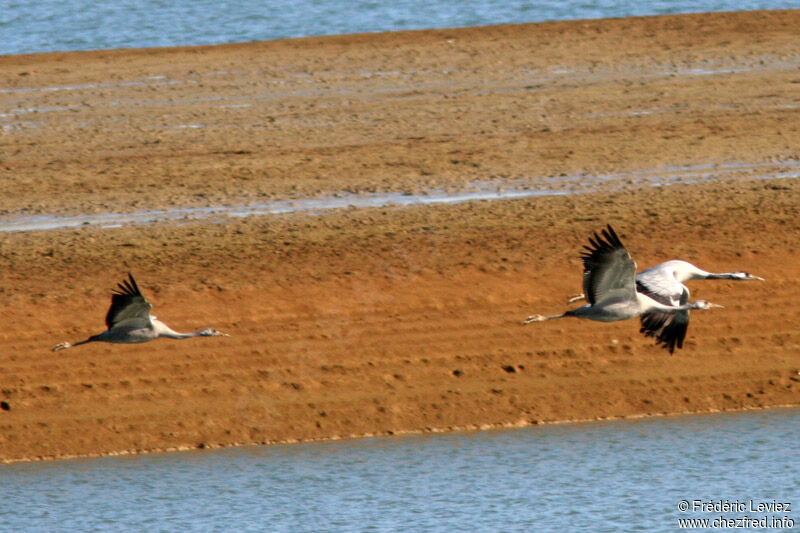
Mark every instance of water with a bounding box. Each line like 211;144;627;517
1;408;798;531
1;159;798;233
2;0;799;56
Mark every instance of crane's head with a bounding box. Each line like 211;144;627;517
691;300;724;310
729;271;764;281
198;328;230;337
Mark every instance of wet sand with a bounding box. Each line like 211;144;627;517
1;10;799;462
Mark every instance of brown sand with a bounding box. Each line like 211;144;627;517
1;10;799;462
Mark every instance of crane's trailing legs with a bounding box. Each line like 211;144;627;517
52;339;95;352
524;313;566;324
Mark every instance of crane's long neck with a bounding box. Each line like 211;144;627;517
153;321;205;339
673;264;712;282
159;329;206;339
702;272;742;280
672;262;739;282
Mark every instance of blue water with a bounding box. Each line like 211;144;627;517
2;0;799;56
2;408;798;532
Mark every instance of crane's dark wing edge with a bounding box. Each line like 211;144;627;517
105;273;152;328
638;283;690;353
579;224;636;305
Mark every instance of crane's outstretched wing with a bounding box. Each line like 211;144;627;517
105;273;152;328
580;225;637;305
638;282;690;353
635;263;683;306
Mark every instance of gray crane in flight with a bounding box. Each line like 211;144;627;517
523;225;724;350
52;274;229;351
565;260;763;352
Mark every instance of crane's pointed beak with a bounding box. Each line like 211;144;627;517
751;275;765;281
709;303;725;309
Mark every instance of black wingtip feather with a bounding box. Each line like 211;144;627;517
127;273;141;295
602;225;622;248
580;225;625;263
112;273;143;297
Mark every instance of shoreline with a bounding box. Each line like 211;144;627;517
1;10;799;463
6;403;798;465
1;7;796;60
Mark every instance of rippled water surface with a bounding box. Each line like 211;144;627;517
2;408;798;531
3;0;799;55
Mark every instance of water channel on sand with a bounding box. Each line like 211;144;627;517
2;159;798;233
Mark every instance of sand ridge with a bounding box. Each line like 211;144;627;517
1;10;799;462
